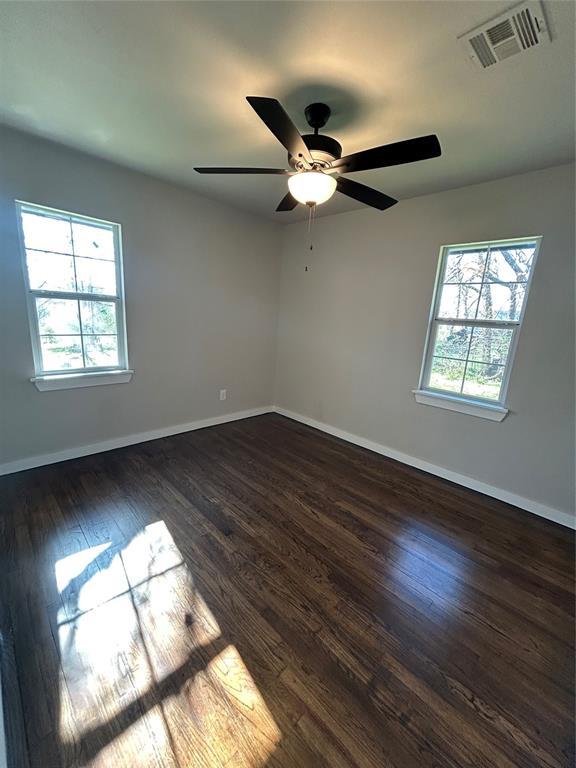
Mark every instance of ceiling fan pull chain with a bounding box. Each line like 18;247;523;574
305;202;316;271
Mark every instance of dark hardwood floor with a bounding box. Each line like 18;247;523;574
0;413;573;768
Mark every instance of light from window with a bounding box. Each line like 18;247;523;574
419;237;541;405
16;202;128;376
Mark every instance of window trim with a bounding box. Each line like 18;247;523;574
415;236;542;419
31;369;134;392
16;200;131;387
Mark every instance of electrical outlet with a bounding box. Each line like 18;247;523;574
219;389;227;401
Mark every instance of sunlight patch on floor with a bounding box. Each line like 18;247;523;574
120;520;186;586
55;542;111;594
55;520;281;767
200;644;282;762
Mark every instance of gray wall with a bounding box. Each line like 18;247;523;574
275;164;575;516
0;126;280;464
1;125;573;520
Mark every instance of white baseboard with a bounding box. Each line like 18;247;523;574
273;406;575;530
2;404;573;530
0;406;273;477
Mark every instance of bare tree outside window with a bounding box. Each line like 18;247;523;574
420;239;540;404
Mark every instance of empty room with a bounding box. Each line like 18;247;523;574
0;1;574;767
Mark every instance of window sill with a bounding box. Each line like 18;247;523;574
412;389;508;421
31;370;133;392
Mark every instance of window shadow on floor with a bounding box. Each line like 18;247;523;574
0;452;322;768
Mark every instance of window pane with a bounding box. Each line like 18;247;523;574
429;357;466;393
423;239;538;406
40;335;83;371
26;250;76;292
83;335;119;368
486;245;535;283
437;284;480;319
80;300;117;335
21;212;72;254
36;298;80;335
443;249;487;284
468;327;513;365
462;362;505;401
432;324;472;360
72;222;115;260
19;205;127;378
75;257;117;295
477;283;526;321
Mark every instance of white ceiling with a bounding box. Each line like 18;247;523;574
0;1;574;221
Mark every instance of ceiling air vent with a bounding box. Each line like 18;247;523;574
459;0;551;69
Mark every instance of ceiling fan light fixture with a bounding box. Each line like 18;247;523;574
195;97;441;213
288;170;337;206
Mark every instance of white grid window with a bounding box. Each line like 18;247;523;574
418;237;541;406
16;201;129;377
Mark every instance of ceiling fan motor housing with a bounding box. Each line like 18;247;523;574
288;102;342;168
289;134;343;169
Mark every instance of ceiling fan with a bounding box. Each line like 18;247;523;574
195;97;441;213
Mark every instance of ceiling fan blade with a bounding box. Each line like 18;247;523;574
276;191;298;212
336;177;398;211
246;97;313;165
332;135;441;173
194;167;288;174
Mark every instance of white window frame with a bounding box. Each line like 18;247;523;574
16;200;132;391
413;236;542;421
